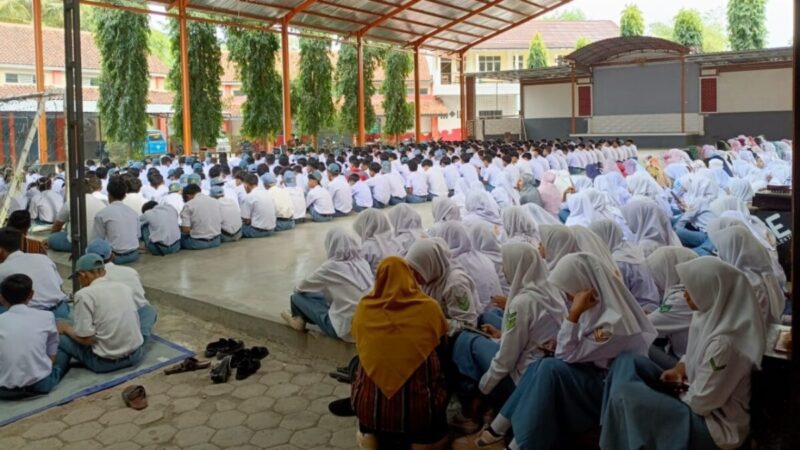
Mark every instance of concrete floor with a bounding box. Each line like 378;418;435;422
48;202;437;356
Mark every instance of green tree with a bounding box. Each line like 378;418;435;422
648;22;673;40
226;28;282;147
334;43;382;138
0;0;94;29
702;8;730;52
527;33;548;68
381;50;413;141
544;8;586;21
148;28;173;67
94;7;150;159
673;9;704;50
167;20;223;149
574;36;591;50
727;0;766;50
620;5;645;37
295;36;335;148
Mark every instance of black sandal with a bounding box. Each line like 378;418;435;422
210;356;232;383
204;339;227;358
235;358;261;381
217;339;244;359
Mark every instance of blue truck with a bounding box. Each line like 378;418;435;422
144;129;167;155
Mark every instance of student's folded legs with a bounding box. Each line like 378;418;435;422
0;350;71;399
289;292;338;338
58;334;145;373
138;305;158;342
181;234;222;248
47;231;72;252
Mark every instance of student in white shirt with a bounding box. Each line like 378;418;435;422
381;161;408;205
305;171;335;222
481;155;505;191
282;171;307;222
160;183;185;219
93;177;141;264
122;176;146;217
349;173;373;213
240;173;277;238
179;183;222;249
263;173;296;231
85;239;157;339
48;175;107;252
142;171;168;203
56;254;146;373
600;257;764;450
441;156;461;196
325;163;353;217
0;274;70;398
405;160;430;203
364;162;392;208
209;187;242;242
422;159;449;199
28;177;63;225
140;201;181;255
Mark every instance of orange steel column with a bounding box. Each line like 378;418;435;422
281;21;292;147
570;65;576;134
357;35;365;146
33;0;48;163
680;55;686;133
459;53;466;138
413;46;421;143
178;0;192;155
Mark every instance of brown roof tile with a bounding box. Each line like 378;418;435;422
474;20;620;50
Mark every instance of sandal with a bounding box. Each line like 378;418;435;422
164;357;211;375
204;338;228;358
235;357;261;381
249;346;269;360
328;398;355;417
122;385;148;410
210;355;233;384
216;339;244;359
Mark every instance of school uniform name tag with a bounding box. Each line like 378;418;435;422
709;357;727;371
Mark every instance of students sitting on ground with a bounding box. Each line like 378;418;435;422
326;163;354;217
6;210;47;255
180;183;222;249
122;176;147;217
28;177;63;226
93;176;141;264
0;228;69;319
210;186;243;242
306;171;336;222
365;162;392;208
406;160;430;203
262;173;296;231
56;253;147;373
0;274;70;398
48;175;106;252
240;173;277;238
349;173;373;213
140;201;181;255
282;171;307;222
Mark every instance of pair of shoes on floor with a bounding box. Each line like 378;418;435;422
164;357;212;375
204;338;244;359
328;365;352;384
210;346;269;383
280;311;307;331
451;427;506;450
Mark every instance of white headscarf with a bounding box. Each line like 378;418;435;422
645;247;697;351
502;206;541;246
548;253;657;350
430;222;502;312
502;242;566;323
593;173;630;207
588;219;644;265
708;226;785;324
582;188;634;240
464;190;502;226
539;224;579;271
386;203;428;254
728;178;755;204
626;171;672;217
677;257;766;380
564;191;598;228
621;197;681;256
432;197;461;223
524;202;560;226
352;209;404;272
468;222;509;295
570;225;619;275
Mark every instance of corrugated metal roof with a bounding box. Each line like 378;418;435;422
564;36;688;67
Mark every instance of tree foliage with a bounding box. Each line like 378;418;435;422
650;8;729;53
727;0;766;51
94;7;150;157
673;9;704;51
544;8;586;21
620;5;645;37
574;36;591;50
167;20;223;148
334;43;382;137
526;33;548;69
226;28;282;145
381;50;413;139
0;0;94;29
295;36;335;146
148;28;173;68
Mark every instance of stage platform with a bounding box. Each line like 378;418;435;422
46;202;437;361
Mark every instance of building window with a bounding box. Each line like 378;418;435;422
440;58;452;84
83;77;100;87
5;73;35;84
478;110;502;119
700;77;717;113
577;85;592;117
477;56;501;73
405;88;429;95
233;89;244;96
512;55;525;70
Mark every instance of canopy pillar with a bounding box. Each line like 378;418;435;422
281;21;292;148
177;0;192;155
357;35;365;147
413;46;421;143
33;0;48;163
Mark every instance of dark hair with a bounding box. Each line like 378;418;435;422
125;176;142;193
0;228;22;253
348;173;360;183
148;171;164;187
421;159;433;168
106;176;128;201
142;201;158;213
6;210;32;232
1;274;33;305
407;160;418;171
208;165;221;179
183;183;201;197
369;162;381;173
95;166;108;180
243;173;259;186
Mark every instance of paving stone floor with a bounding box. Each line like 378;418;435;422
0;305;358;450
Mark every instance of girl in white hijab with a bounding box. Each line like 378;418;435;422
463;190;505;240
675;176;719;249
429;222;502;313
570;225;619;275
583;188;635;241
728;178;755;204
283;227;373;341
626;171;672;217
352;209;404;274
386;203;427;255
524;202;560;226
406;238;479;331
564;191;598;228
431;196;460;223
645;246;697;367
471;252;657;450
600;257;765;450
468;223;510;295
588;220;660;311
709;226;785;325
622;198;681;256
593;173;630;207
539;224;579;271
502;206;541;246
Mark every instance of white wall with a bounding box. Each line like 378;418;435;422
717;68;791;113
522;83;574;119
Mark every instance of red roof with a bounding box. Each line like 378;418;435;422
372;95;447;117
0;22;169;74
474;20;619;50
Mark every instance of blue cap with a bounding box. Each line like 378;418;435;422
309;171;323;182
168;169;177;178
85;239;113;261
168;182;182;193
381;161;391;174
210;177;225;187
132;162;144;170
328;163;341;175
247;163;258;173
192;162;203;170
187;173;201;185
209;186;225;198
70;253;105;278
179;174;189;187
261;173;276;186
283;171;297;187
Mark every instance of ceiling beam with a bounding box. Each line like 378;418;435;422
282;0;319;23
411;0;506;48
355;0;425;37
